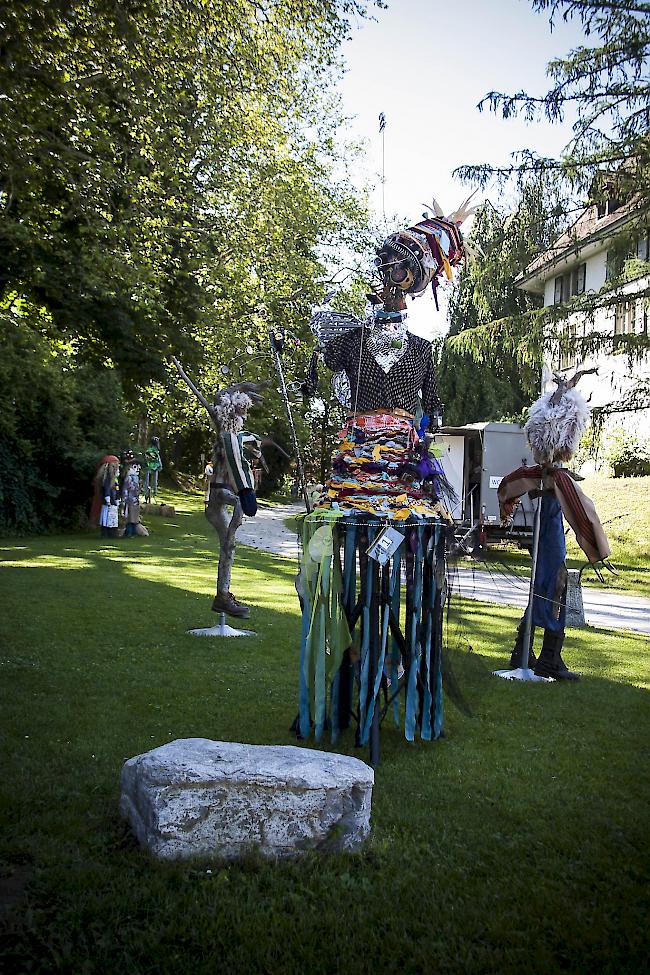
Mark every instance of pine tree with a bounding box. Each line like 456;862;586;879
453;1;650;399
441;179;566;422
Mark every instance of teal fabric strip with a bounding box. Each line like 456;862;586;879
343;521;357;609
358;604;371;734
434;657;444;739
298;586;313;738
405;537;423;742
330;670;340;744
421;606;433;741
421;532;437;741
357;524;376;736
361;599;389;745
433;524;444;739
298;518;315;738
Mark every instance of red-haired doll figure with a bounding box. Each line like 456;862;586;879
90;455;120;538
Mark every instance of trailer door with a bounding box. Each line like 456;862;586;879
432;435;465;520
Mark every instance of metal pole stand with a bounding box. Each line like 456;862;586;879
493;488;553;683
188;613;256;638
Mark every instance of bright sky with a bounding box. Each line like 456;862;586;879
336;0;589;337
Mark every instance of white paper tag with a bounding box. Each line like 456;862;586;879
367;526;403;565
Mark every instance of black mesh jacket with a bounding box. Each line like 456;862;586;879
323;327;443;415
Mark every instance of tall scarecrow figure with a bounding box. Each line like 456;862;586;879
498;372;611;680
296;200;474;759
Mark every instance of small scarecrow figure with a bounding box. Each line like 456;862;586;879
498;371;611;680
121;453;142;538
170;357;283;620
143;436;163;502
91;455;120;538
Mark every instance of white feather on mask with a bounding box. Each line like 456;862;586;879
524;387;590;465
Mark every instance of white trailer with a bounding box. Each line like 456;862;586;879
432;422;536;545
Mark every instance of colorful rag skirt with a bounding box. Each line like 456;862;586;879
314;410;445;520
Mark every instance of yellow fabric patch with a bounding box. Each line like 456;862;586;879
392;508;412;521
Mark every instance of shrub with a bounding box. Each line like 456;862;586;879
0;314;132;533
606;427;650;478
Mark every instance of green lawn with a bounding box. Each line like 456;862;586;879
473;473;650;598
1;491;648;974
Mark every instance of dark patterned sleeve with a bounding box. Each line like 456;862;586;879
323;328;356;373
420;340;444;414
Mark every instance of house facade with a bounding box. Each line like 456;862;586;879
515;199;650;446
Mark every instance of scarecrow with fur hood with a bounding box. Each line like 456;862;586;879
498;371;611;680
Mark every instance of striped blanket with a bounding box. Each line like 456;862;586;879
498;466;610;565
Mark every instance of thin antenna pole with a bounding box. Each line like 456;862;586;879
379;112;386;224
268;328;312;513
382;128;385;223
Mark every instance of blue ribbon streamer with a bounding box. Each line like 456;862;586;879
405;537;423;742
390;544;403;726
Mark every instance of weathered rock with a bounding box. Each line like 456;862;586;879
119;738;374;860
140;502;176;516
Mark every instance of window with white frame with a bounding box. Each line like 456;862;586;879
614;298;646;336
636;235;650;262
558;319;577;371
553;263;586;304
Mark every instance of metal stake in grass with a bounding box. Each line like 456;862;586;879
188;613;256;638
493;487;552;683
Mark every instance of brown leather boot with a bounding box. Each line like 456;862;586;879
211;591;250;619
509;619;537;668
534;630;579;680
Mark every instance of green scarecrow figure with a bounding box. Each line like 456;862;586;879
144;437;163;502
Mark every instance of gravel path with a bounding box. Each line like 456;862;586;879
238;502;650;634
237;501;303;559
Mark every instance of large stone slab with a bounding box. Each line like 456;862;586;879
120;738;374;860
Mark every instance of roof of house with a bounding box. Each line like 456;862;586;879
516;197;641;292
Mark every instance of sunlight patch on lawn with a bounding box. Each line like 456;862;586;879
0;555;95;570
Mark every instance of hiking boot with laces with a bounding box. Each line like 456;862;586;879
211;591;251;619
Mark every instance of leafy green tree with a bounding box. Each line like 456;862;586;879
0;1;375;528
0;312;131;532
1;0;373;384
